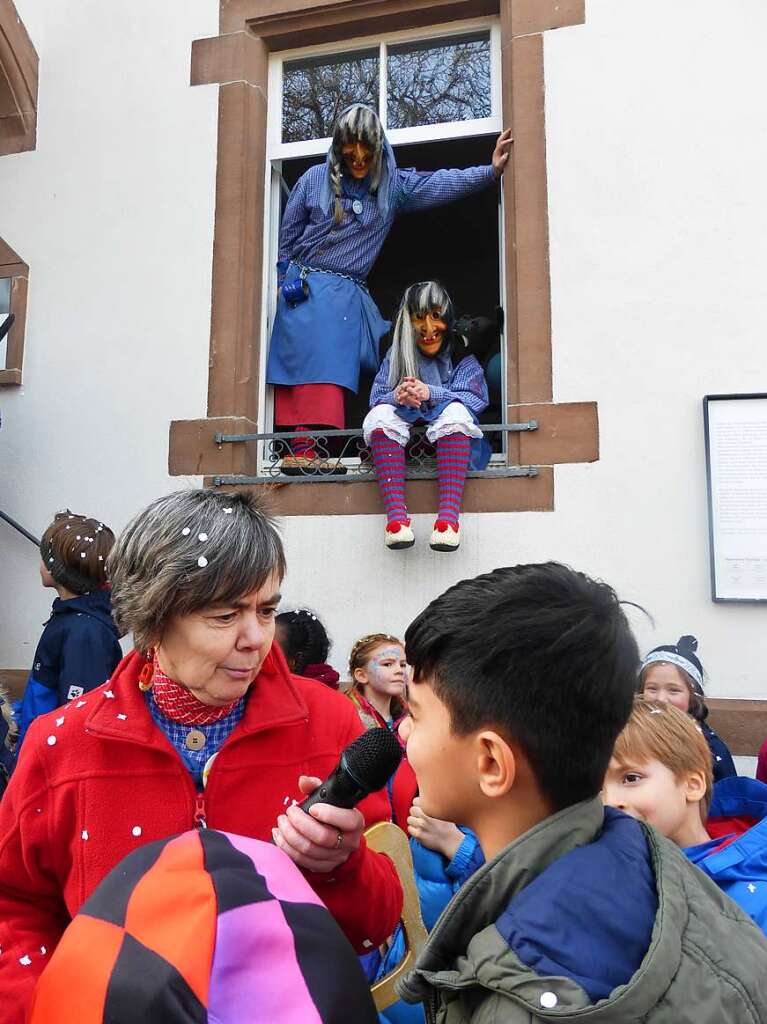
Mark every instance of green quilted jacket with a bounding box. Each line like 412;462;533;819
397;798;767;1023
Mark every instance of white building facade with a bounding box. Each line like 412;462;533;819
1;0;765;758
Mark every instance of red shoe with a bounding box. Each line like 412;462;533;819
430;519;460;551
385;519;415;550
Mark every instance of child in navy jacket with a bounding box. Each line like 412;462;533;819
15;510;122;751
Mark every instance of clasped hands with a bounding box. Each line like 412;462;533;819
273;774;364;873
396;377;430;408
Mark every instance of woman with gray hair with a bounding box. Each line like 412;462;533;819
0;488;402;1020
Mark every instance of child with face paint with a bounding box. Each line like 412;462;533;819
347;633;409;734
266;103;512;475
363;281;490;551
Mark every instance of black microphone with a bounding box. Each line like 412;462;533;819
299;727;403;813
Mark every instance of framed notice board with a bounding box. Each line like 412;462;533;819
704;393;767;602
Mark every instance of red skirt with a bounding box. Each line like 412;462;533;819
273;383;345;429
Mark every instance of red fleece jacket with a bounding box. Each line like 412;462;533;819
0;647;402;1022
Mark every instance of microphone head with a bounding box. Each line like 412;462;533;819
343;727;403;794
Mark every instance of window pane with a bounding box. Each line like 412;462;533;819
282;49;380;144
0;277;10;316
387;33;491;130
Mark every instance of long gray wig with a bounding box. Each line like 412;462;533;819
328;104;384;224
387;281;456;387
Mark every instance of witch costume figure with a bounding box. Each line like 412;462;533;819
363;281;490;552
266;102;511;474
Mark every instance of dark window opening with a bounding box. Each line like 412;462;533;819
276;134;503;448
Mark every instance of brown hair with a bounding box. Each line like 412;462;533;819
41;511;115;592
614;698;713;815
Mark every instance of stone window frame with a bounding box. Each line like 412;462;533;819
0;0;38;156
0;237;28;386
169;0;599;516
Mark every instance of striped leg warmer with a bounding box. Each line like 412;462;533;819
290;426;315;459
436;433;471;525
369;429;409;523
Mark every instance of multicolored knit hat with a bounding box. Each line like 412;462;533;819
29;830;378;1024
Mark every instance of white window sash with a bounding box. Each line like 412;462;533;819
268;18;502;160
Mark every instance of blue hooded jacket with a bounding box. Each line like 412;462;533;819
493;807;657;1001
685;775;767;935
15;590;122;750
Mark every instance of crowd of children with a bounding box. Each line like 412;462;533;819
3;512;767;1022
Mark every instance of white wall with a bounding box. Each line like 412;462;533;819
0;0;218;667
277;0;767;702
1;0;765;712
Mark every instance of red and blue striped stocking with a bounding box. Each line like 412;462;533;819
290;426;316;459
369;429;408;523
436;433;471;525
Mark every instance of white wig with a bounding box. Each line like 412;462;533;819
387;281;455;387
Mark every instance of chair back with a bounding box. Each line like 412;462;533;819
364;821;429;1012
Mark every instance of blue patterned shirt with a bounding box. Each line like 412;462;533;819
370;350;489;418
278;163;497;281
146;691;246;789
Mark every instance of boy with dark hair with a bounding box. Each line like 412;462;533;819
397;563;767;1023
16;510;122;750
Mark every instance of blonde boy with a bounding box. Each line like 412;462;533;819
604;698;767;935
603;699;712;848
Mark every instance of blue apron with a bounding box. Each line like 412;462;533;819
266;263;389;394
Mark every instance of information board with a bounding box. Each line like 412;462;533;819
704;394;767;602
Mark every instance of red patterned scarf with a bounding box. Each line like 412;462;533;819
142;653;242;725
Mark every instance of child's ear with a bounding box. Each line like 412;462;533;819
684;769;708;805
475;730;516;799
352;666;368;687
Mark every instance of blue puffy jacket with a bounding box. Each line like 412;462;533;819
685;775;767;935
15;590;122;751
376;829;484;1024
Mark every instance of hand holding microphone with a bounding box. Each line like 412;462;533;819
272;728;403;873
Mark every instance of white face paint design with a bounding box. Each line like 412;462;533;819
358;645;409;702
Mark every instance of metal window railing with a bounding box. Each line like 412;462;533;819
212;421;539;486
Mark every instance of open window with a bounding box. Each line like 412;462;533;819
0;238;28;386
172;0;597;512
259;20;505;472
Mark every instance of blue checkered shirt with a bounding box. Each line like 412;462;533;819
278;162;496;281
370;351;489;417
146;691;246;789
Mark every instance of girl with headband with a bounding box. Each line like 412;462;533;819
638;634;736;782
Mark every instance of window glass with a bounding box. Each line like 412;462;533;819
0;277;10;316
282;49;379;143
387;32;491;130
